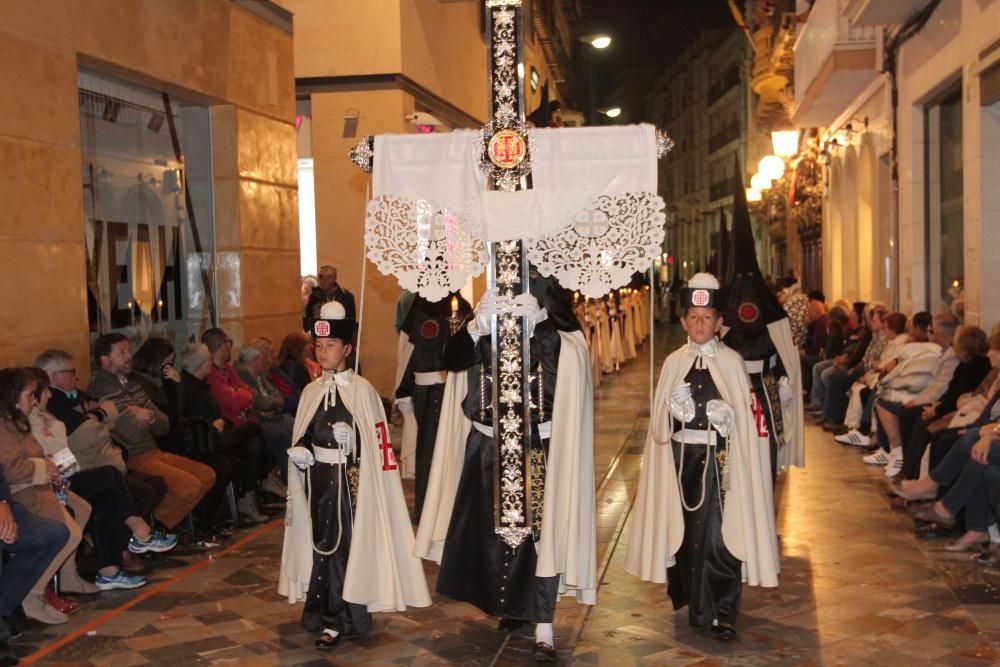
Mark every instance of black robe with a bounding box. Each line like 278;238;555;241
667;363;742;628
435;320;561;623
300;389;372;636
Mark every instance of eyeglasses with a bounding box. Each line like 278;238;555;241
52;369;78;376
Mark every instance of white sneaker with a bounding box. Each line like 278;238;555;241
835;429;872;447
884;449;904;477
863;449;889;465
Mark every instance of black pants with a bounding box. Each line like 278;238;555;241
219;425;269;494
190;453;233;520
71;466;140;570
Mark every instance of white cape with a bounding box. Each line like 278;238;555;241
624;341;779;588
278;371;431;612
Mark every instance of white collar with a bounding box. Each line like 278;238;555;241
322;369;354;387
686;336;719;358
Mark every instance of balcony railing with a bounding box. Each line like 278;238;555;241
794;0;877;111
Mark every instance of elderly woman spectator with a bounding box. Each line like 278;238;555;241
235;339;290;498
0;368;91;625
26;368;175;592
179;343;268;524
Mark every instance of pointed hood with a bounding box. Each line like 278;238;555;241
717;209;731;284
721;161;787;359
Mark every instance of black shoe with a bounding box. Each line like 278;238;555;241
498;618;525;633
0;638;18;667
315;631;342;650
3;608;26;639
532;641;557;662
711;624;737;641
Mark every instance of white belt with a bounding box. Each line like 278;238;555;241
313;447;347;465
744;354;778;374
473;421;552;440
672;428;718;445
414;371;446;386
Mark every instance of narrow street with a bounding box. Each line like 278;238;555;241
13;324;999;665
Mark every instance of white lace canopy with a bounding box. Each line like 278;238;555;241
365;124;665;299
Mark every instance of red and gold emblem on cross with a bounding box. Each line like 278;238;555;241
488;128;527;169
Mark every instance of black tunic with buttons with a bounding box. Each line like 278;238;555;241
300;388;372;636
435;321;561;623
666;364;743;627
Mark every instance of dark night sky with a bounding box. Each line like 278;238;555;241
579;0;739;120
584;0;735;67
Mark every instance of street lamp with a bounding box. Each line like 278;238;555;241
750;172;772;191
758;155;785;180
746;188;762;202
771;130;800;158
590;35;612;49
602;107;622;118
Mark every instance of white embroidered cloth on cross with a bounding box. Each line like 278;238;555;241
365;123;665;300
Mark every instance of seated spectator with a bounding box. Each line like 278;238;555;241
824;319;846;360
816;304;885;432
0;368;90;625
88;334;215;532
203;330;289;493
835;310;907;446
867;313;960;476
806;305;851;410
897;332;1000;480
26;368;176;590
801;291;829;390
181;343;268;524
37;348;167;575
235;339;290;498
783;279;809;350
898;419;1000;552
0;464;69;666
262;336;300;413
278;332;321;392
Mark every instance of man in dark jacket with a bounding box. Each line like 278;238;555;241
0;466;70;666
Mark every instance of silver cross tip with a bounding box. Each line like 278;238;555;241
348;135;374;173
656;129;675;159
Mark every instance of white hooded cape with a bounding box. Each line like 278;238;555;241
768;319;804;470
415;330;597;604
624;340;779;588
278;370;431;612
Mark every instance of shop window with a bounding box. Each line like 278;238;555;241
79;69;216;349
924;87;964;319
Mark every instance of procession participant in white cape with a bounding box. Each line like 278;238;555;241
719;175;804;482
417;275;596;662
597;301;614;374
394;291;472;522
624;273;778;642
279;301;430;651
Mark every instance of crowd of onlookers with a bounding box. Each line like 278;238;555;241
0;266;357;665
778;272;1000;559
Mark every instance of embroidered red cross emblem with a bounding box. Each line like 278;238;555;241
375;421;397;471
750;390;769;438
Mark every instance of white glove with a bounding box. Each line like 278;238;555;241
469;287;512;338
332;422;354;456
396;396;414;417
287;446;315;469
512;293;547;338
778;376;794;407
668;382;696;423
706;399;736;438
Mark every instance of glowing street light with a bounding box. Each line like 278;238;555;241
750;172;772;191
771;129;800;158
590;35;612;49
602;107;622;118
746;188;762;202
758;155;785;180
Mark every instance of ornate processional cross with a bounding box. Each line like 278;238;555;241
348;0;673;549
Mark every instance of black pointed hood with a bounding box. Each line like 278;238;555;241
721;161;787;358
